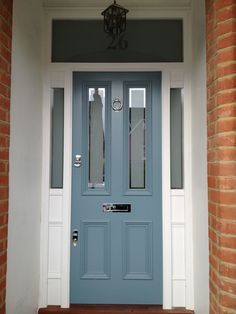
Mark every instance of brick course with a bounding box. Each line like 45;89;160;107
0;0;12;313
206;0;236;313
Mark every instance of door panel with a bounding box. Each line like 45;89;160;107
71;72;162;304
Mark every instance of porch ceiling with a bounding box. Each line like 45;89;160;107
43;0;192;8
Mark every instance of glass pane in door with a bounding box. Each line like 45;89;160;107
129;88;146;189
88;87;106;190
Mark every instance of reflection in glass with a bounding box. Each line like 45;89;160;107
88;88;105;189
170;88;183;189
129;88;146;189
51;88;64;189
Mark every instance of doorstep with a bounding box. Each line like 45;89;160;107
38;305;194;314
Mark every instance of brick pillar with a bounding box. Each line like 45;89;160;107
206;0;236;313
0;0;12;313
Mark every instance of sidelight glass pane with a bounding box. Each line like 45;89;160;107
88;88;106;189
170;88;183;189
129;88;146;189
51;88;64;189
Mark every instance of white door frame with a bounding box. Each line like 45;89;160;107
39;4;193;310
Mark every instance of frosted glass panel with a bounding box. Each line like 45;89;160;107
88;88;106;189
51;88;64;188
170;88;183;189
129;88;146;189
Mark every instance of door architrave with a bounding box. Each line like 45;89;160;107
40;5;193;310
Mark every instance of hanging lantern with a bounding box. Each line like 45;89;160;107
101;1;129;37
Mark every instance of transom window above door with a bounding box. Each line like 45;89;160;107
51;20;183;63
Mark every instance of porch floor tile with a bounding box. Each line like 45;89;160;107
38;305;194;314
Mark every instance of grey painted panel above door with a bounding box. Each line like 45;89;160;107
52;20;183;63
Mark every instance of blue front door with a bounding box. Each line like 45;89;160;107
71;72;162;304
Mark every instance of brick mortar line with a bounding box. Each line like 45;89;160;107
207;102;236;112
211;246;236;255
221;306;236;314
217;73;236;80
208;215;236;222
216;60;236;67
207;83;236;95
208;209;236;219
0;12;12;27
207;145;236;149
216;88;236;94
216;3;236;12
216;31;236;40
209;213;236;222
208;130;236;136
0;106;10;113
216;17;236;25
207;77;236;87
208;204;236;210
221;261;236;267
0;120;10;125
213;117;236;122
208;176;236;179
0;93;10;100
218;233;236;238
0;45;11;57
0;16;12;31
206;51;236;65
209;223;236;232
0;54;12;68
208;232;236;241
207;119;235;125
208;187;236;192
220;290;236;299
207;150;236;154
207;101;236;108
0;81;10;91
215;45;236;55
0;40;11;53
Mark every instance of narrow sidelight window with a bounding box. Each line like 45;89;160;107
50;88;64;189
170;88;183;189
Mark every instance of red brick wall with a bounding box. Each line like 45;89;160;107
206;0;236;313
0;0;12;313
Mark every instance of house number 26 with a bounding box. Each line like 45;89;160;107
108;34;128;50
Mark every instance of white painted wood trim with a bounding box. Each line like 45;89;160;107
162;71;172;309
39;72;51;308
184;70;194;311
43;0;191;9
61;71;72;308
183;11;194;311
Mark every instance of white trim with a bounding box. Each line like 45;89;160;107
171;190;185;196
162;70;172;309
183;11;194;310
184;63;194;312
40;6;193;310
61;71;73;308
43;0;191;9
50;189;63;196
39;72;51;308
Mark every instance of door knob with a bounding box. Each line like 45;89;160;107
74;155;82;168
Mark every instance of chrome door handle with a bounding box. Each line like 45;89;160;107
72;229;79;247
74;154;82;168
